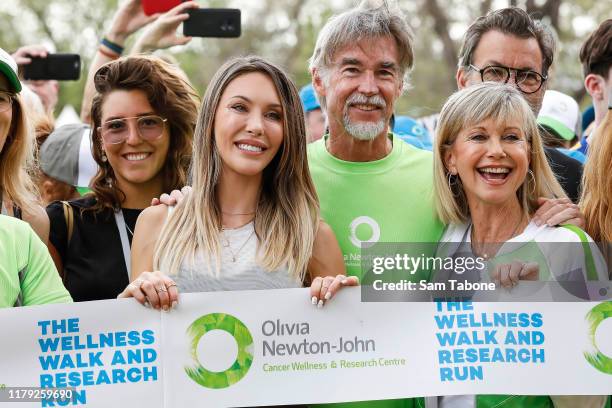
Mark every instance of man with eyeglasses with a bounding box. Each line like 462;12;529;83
455;7;584;205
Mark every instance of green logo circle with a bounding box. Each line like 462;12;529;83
584;301;612;375
185;313;254;388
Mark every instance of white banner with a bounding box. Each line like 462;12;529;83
0;287;610;407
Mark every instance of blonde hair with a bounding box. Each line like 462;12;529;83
154;56;320;281
434;82;565;224
580;110;612;242
0;93;40;214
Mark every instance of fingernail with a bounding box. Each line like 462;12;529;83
144;301;150;308
311;296;317;305
317;300;324;308
341;279;348;285
162;305;169;312
534;218;541;226
324;292;331;300
171;301;178;309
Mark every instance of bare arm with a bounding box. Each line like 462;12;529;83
21;204;50;245
308;222;357;307
80;0;160;123
130;204;167;280
118;204;179;311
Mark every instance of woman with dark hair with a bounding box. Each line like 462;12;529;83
119;56;353;309
47;55;198;301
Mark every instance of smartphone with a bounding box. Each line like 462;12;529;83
22;54;81;81
183;8;241;38
141;0;183;16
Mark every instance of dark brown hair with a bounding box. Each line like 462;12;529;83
458;7;555;76
579;19;612;79
89;55;198;212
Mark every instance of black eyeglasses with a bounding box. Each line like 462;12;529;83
469;65;547;94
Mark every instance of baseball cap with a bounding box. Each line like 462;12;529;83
392;115;432;150
537;90;580;141
39;124;98;189
299;84;320;112
0;48;22;93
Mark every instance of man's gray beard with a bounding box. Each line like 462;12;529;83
342;112;386;141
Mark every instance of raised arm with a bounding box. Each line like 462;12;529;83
80;0;159;123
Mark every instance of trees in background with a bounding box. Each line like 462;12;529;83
1;0;608;118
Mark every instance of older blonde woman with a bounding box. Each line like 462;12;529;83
432;82;608;408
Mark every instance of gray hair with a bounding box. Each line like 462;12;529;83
458;7;556;76
308;0;414;108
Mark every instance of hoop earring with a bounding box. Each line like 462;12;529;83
447;172;461;196
527;169;536;196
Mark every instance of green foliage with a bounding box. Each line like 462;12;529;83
1;0;608;118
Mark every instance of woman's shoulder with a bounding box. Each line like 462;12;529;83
138;204;170;225
134;204;171;238
528;222;593;244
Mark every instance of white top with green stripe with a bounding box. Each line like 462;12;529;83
437;220;608;283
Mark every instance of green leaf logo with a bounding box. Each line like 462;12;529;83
584;302;612;375
185;313;254;388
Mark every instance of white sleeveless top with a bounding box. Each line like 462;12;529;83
172;220;301;293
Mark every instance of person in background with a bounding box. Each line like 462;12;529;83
577;19;612;155
581;90;612;274
46;56;198;302
11;45;60;115
537;90;587;163
299;84;326;142
0;47;49;244
392;115;432;150
582;105;595;136
80;0;198;123
455;7;585;204
37;124;97;204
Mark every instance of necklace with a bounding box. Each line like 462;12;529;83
471;214;526;259
222;229;255;262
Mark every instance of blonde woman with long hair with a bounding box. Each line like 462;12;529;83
119;56;352;310
0;48;49;243
581;96;612;274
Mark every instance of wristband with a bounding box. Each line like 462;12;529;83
98;46;120;60
101;37;124;55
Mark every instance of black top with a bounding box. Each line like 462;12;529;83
47;196;142;302
543;146;583;203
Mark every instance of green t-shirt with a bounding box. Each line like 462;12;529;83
308;134;445;279
307;135;443;408
0;215;72;308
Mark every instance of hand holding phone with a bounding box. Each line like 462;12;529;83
141;0;183;16
183;8;241;38
133;1;199;52
22;54;81;81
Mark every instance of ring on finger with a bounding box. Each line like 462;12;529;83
157;286;168;293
